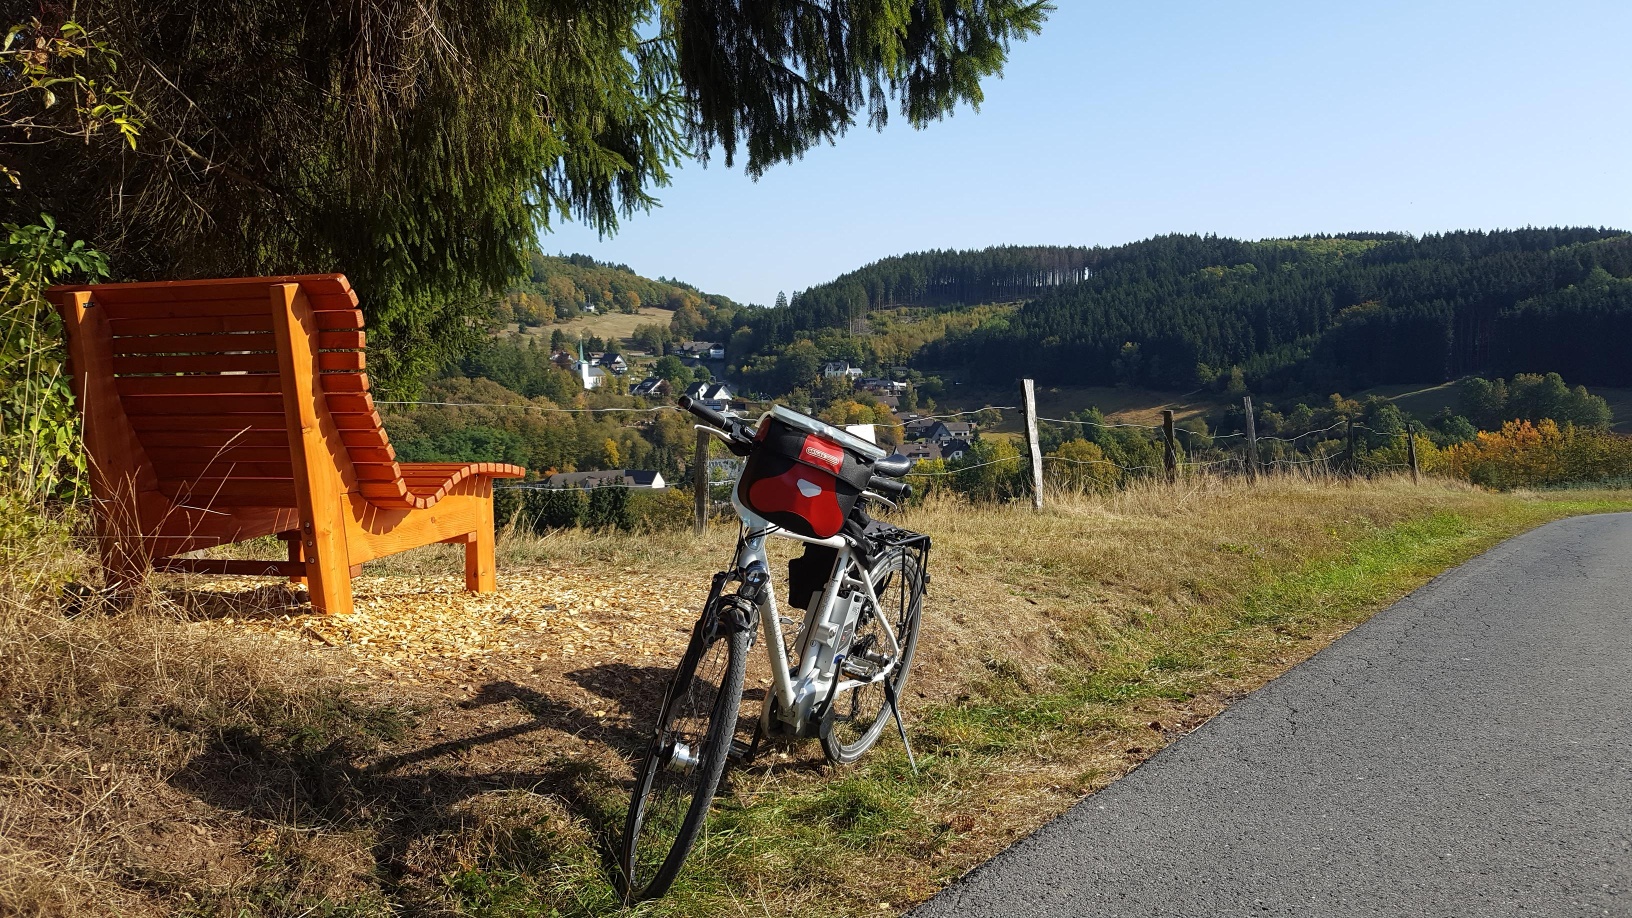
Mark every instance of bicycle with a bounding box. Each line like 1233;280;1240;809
618;397;930;902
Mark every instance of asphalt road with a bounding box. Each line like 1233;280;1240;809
912;513;1632;918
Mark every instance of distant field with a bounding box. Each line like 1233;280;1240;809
1354;380;1632;433
933;382;1219;434
507;306;673;346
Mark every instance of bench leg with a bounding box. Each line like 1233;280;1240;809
279;530;306;586
303;538;354;616
464;526;496;592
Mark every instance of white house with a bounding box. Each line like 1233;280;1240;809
822;361;864;380
683;381;735;412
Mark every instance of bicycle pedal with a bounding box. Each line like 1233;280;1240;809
727;737;755;764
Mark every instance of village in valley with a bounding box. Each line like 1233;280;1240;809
542;341;974;491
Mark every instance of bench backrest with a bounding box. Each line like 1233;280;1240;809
51;275;408;509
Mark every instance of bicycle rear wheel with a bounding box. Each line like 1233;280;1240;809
619;614;749;902
819;548;925;765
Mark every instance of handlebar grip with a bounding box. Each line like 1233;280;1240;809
679;395;730;431
869;475;911;499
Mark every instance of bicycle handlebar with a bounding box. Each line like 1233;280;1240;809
679;396;756;455
681;398;915;500
868;475;911;499
678;394;730;430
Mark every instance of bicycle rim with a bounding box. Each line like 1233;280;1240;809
820;550;923;764
620;623;748;901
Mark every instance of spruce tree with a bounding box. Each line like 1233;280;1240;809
2;2;1051;393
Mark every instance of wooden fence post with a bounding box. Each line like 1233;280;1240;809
1243;395;1259;483
1163;409;1177;484
1406;419;1421;485
1345;418;1357;476
1022;378;1044;510
693;428;709;535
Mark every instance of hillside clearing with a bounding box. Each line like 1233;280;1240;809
3;478;1628;916
504;306;674;346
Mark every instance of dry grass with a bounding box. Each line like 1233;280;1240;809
0;496;402;916
1;474;1627;916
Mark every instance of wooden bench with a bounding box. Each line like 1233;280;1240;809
46;274;524;614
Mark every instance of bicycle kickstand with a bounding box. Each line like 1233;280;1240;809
882;679;918;776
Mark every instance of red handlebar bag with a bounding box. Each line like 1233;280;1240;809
738;413;875;539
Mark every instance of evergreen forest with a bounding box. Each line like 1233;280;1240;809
723;229;1632;396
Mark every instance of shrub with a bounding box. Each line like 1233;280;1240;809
520;488;587;532
626;488;693;532
1;217;109;502
583;486;631;529
1441;419;1632;489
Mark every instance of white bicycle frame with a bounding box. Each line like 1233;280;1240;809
702;425;907;734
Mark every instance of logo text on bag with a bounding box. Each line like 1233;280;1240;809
800;436;844;473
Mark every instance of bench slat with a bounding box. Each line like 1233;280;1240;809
138;429;290;448
317;352;365;371
162;480;299;506
314;309;365;330
159;461;294;479
332;411;383;430
114;352;282;375
320;373;369;392
325;393;374;413
319;330;366;349
357;482;409;501
111;331;277;355
352;462;403;482
116;375;285;396
97;292;363;320
347;446;395;463
109;314;274;336
129;413;288;432
122;394;286;415
147;446;293;463
339;429;389;449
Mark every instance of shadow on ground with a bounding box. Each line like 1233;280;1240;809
169;664;680;908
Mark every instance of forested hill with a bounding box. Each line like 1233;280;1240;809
496;251;741;328
760;229;1632;394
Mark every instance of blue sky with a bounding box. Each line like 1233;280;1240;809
542;1;1632;307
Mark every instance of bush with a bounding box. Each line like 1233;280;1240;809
583;486;631;529
1441;419;1632;489
520;488;587;532
511;485;690;533
626;488;693;531
1;217;109;502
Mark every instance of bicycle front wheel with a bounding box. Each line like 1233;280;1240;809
619;616;749;902
820;548;925;765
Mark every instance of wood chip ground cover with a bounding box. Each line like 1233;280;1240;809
177;570;702;693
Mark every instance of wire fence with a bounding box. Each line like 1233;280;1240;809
392;384;1428;514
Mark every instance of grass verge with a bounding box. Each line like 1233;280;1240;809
2;477;1628;916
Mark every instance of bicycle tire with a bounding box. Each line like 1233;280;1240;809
819;548;925;765
619;615;750;902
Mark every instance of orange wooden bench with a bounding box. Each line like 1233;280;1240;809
47;274;524;614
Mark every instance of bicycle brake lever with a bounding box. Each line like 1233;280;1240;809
861;490;898;511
